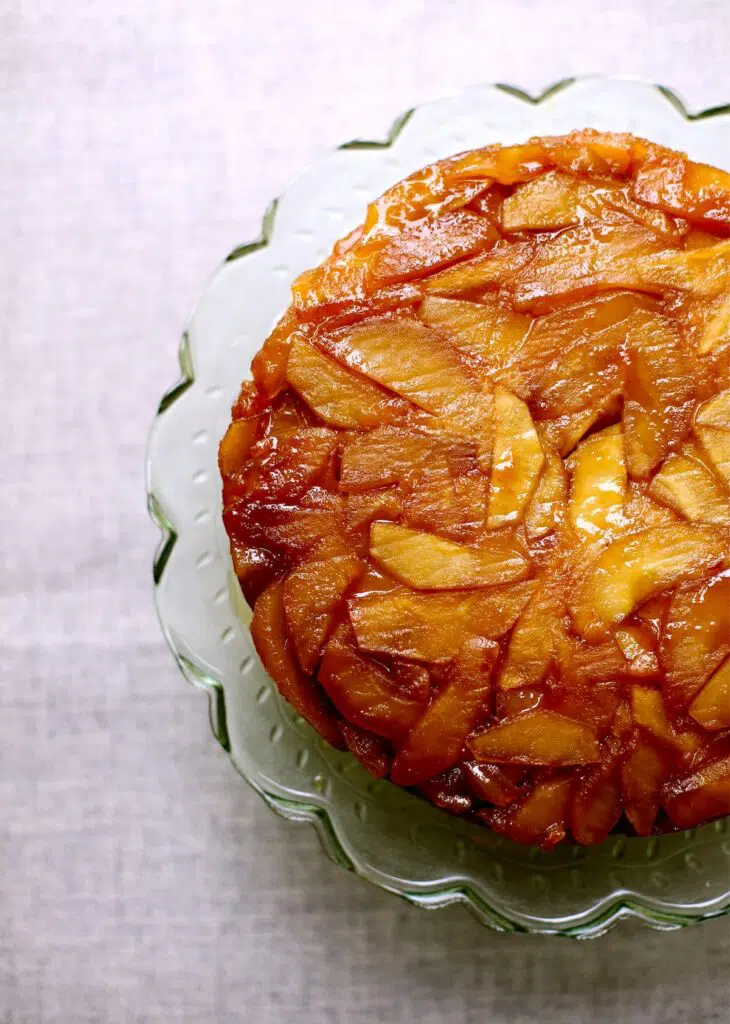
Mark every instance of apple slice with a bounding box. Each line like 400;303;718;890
370;209;499;284
622;311;696;479
421;238;535;296
648;444;730;526
634;154;730;230
568;425;627;539
339;426;475;492
614;623;661;679
338;722;392;779
318;624;426;741
631;685;678;747
507;775;573;848
390;638;498;786
498;587;560;691
286;336;409;428
418;294;532;371
224;497;344;560
283;536;363;672
570;523;725;637
369;521;529;590
461;761;522;807
403;474;488;542
525;449;568;539
689;658;730;730
218;417;261;476
662;573;730;710
699;291;730;354
570;756;623;846
663;754;730;828
468;710;601;765
349;579;536;663
694;389;730;488
345;489;403;549
250;581;344;749
488;387;544;527
621;732;670;836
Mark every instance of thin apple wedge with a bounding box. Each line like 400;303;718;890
250;581;344;749
622;311;696;478
634;154;730;230
421;239;535;296
286;336;409;428
488;387;544;527
403;474;488;542
218;417;261;476
507;775;573;848
461;761;522;807
621;733;670;836
694;389;730;488
570;756;623;846
525;449;568;538
349;579;536;663
662;573;730;710
390;639;498;785
223;497;344;560
468;710;601;765
689;658;730;730
568;424;627;539
570;523;725;638
418;294;532;371
663;754;730;828
614;623;661;679
338;722;392;779
318;624;426;741
339;426;475;492
498;587;560;691
369;521;529;590
648;444;730;526
283;536;363;672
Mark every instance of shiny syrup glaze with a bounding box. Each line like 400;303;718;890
221;131;730;847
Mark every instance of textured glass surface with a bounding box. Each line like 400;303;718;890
146;77;730;937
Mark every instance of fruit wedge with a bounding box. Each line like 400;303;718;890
390;639;498;785
614;623;661;679
621;733;669;835
507;775;573;848
662;573;730;710
218;417;261;476
250;581;344;749
421;239;535;295
570;757;623;846
622;311;696;478
524;449;568;539
568;425;627;538
461;761;522;807
338;722;392;779
570;523;725;637
403;474;488;542
349;579;536;663
286;336;409;428
318;625;426;741
283;536;363;672
648;444;730;526
370;209;498;284
689;657;730;730
339;426;474;492
418;294;532;370
468;710;601;765
498;587;559;691
369;521;528;590
694;389;730;488
634;155;730;230
487;387;544;527
663;754;730;828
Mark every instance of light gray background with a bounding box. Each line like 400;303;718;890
2;2;730;1021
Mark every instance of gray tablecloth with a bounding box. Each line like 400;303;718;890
3;3;729;1021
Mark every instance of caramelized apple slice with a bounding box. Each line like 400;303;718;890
369;522;528;590
318;625;426;741
689;657;730;730
498;587;559;691
286;336;408;428
571;756;623;846
488;388;544;527
218;417;261;476
421;239;535;295
345;488;402;547
349;579;536;663
648;444;730;526
224;497;344;559
250;581;344;749
622;310;696;478
621;732;670;835
468;710;600;765
614;623;661;679
512;223;668;312
699;291;730;355
694;389;730;488
283;536;363;672
662;573;730;710
403;474;487;542
338;722;392;779
503;171;678;237
525;449;568;538
568;425;627;538
418;294;532;370
317;316;489;434
539;397;621;457
634;154;730;231
631;685;678;747
570;523;725;637
370;209;498;284
461;761;522;807
507;775;573;849
339;426;474;492
663;754;730;828
390;638;498;786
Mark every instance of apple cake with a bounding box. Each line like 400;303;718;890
220;130;730;848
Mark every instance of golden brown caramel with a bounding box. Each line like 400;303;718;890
221;131;730;846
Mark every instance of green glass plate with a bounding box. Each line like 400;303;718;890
146;77;730;937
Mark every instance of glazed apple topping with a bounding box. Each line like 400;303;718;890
222;131;730;847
